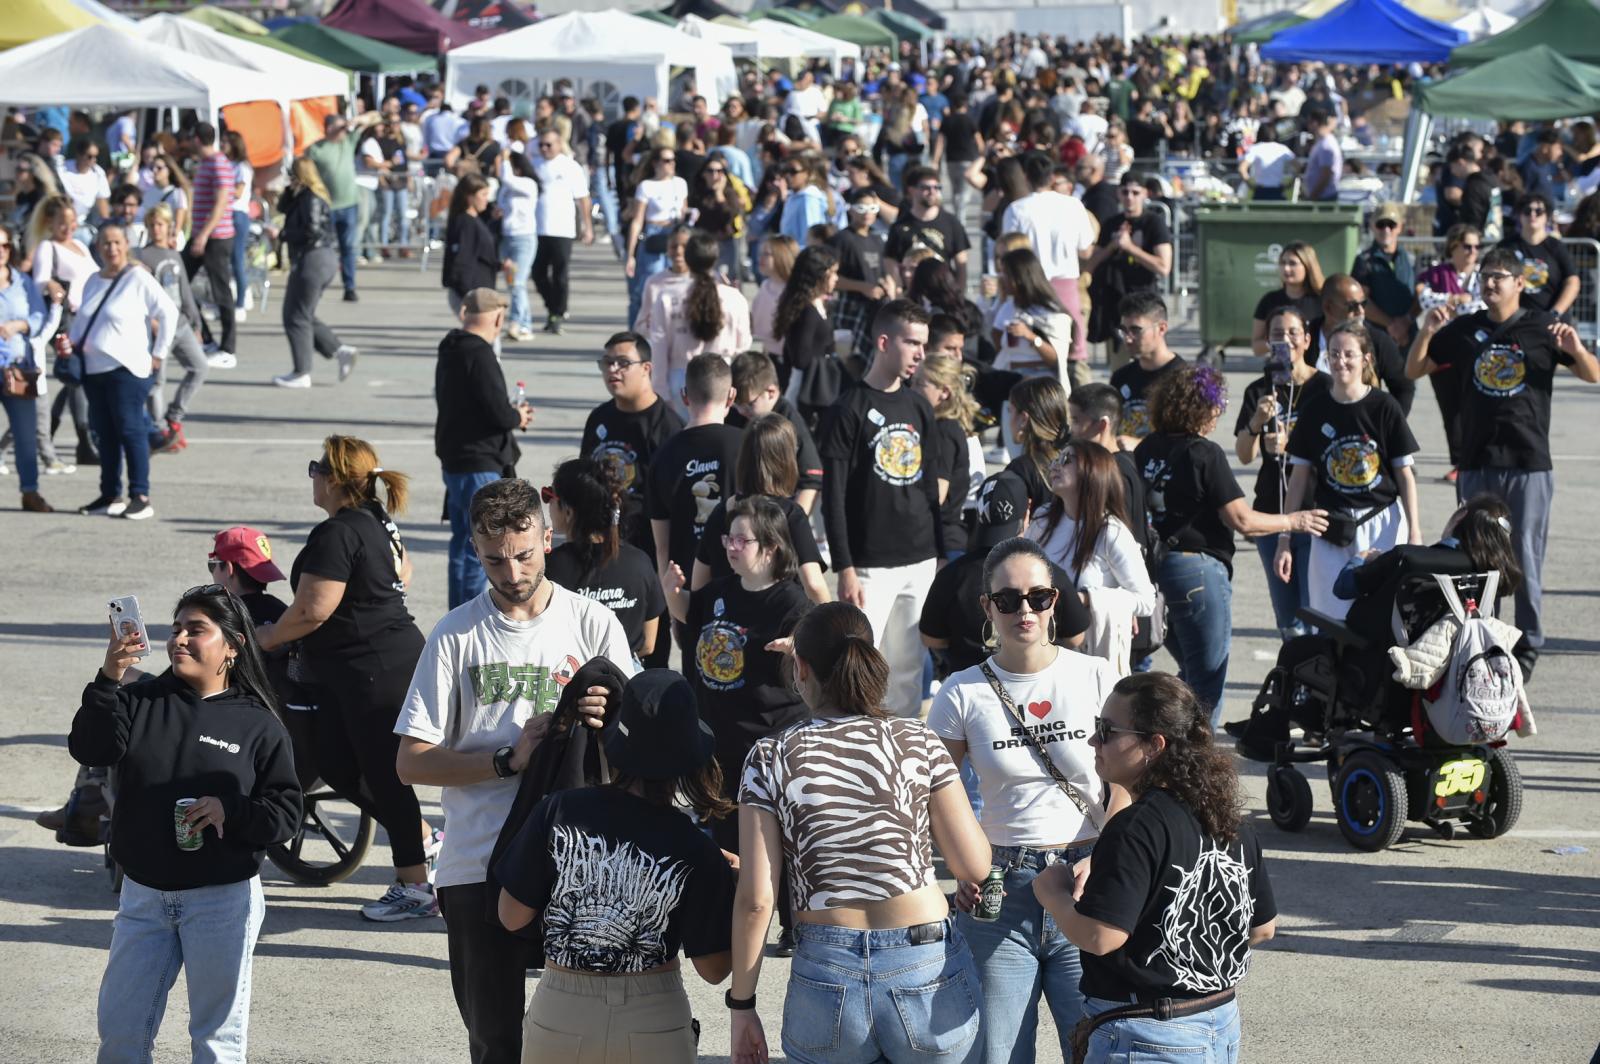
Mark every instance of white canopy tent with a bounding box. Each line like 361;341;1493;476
1450;4;1519;37
678;14;760;60
135;15;353;99
66;0;134;26
747;19;862;77
444;9;739;116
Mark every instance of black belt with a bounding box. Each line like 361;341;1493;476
906;921;945;945
1069;988;1236;1064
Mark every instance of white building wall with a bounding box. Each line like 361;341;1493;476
926;0;1227;40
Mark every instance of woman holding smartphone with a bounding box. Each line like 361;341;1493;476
70;585;301;1064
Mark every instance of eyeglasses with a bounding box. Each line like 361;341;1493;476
597;357;644;372
659;156;677;164
540;485;557;504
1092;716;1152;743
722;534;758;551
1117;323;1146;338
1481;270;1516;284
849;203;880;214
1326;348;1365;363
781;167;804;176
539;141;559;149
307;458;332;477
206;558;226;573
915;183;941;192
986;586;1059;614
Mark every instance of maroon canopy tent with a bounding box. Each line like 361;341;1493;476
323;0;490;55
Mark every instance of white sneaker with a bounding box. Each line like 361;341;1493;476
207;351;238;370
0;462;8;476
273;373;312;389
106;498;128;517
361;881;438;922
234;307;247;323
335;345;358;383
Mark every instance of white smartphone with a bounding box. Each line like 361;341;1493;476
108;596;151;659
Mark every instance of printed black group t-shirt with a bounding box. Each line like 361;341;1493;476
1133;433;1246;573
695;493;826;582
1095;210;1173;294
647;423;745;576
544;541;666;655
581;398;686;554
919;551;1092;678
1429;308;1572;471
884;208;971;266
290;501;422;669
818;382;942;569
724;396;825;493
492;786;736;974
1110;354;1187;439
686;575;813;788
1286;387;1418;512
1235;371;1330;514
1499;235;1575;315
928;417;973;554
1076;788;1276;1001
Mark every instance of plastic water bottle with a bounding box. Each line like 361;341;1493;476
514;380;526;406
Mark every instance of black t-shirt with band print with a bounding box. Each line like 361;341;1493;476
1286;387;1417;513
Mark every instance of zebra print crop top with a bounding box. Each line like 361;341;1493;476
739;715;960;911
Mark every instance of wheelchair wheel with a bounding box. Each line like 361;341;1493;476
267;785;375;886
1334;752;1408;852
1266;765;1314;832
1467;748;1524;839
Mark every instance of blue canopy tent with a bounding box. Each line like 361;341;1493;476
1262;0;1467;64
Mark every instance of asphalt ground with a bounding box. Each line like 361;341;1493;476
0;243;1596;1063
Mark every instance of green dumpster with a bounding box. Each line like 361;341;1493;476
1195;204;1363;353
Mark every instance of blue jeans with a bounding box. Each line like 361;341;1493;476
97;875;266;1064
501;233;537;329
84;367;152;500
331;204;358;292
784;920;982;1064
1253;533;1310;641
230;210;250;308
444;469;501;608
1081;995;1241;1064
591;165;622;258
628;223;672;327
1157;551;1233;727
959;843;1093;1064
1;392;40;493
375;185;406;248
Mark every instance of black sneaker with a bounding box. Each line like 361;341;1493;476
343;289;359;303
772;928;797;957
78;494;124;516
120;496;154;521
1221;719;1250;739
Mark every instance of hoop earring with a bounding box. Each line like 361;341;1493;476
981;620;998;652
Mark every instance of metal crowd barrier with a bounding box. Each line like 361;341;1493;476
1396;235;1600;344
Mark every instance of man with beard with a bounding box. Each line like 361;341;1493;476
396;478;634;1064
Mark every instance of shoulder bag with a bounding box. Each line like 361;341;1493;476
978;660;1105;830
55;266;131;385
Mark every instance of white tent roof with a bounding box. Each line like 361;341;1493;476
749;18;861;72
0;24;289;114
66;0;134;26
445;9;738;112
135;15;351;100
1450;4;1518;37
678;14;760;59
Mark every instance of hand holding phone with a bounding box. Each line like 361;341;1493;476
108;596;151;662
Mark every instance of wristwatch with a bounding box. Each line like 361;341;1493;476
725;989;757;1010
492;745;518;779
1031;334;1044;350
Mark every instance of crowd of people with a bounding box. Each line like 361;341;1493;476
12;22;1600;1064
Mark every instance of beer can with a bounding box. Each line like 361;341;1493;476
175;798;203;851
973;868;1006;922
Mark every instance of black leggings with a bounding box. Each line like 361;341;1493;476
309;654;426;869
531;235;572;317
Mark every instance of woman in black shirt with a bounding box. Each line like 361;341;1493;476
257;435;436;920
773;245;840;420
544;457;665;660
1035;672;1276;1064
1004;374;1072;516
1134;364;1327;727
441;173;505;316
1249;241;1324;357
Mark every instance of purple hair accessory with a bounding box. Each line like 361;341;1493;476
1194;365;1228;412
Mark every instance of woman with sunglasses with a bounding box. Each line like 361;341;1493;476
926;535;1127;1064
138;151;191;244
256;436;441;922
1034;672;1276;1064
689;155;750;279
1413;224;1484;481
778;152;835;246
1502;192;1579;317
625;146;689;326
70;584;301;1064
8;151;59;232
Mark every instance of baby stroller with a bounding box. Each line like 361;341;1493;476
1246;559;1529;852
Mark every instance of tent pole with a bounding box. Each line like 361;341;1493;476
1398;108;1431;206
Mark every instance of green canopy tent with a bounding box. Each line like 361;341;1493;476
183;4;268;36
1449;0;1600;67
752;8;819;27
870;8;933;43
1230;11;1307;43
222;28;354;77
807;12;897;47
271;22;434;74
1417;44;1600;119
636;9;679;25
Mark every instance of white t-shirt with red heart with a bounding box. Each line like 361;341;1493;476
927;648;1115;847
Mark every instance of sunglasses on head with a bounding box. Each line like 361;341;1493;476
182;583;226;599
986;586;1059;614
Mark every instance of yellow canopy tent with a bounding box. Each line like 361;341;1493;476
1295;0;1464;21
1;0;99;50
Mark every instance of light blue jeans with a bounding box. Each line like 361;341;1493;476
959;842;1094;1064
1081;995;1241;1064
1157;551;1234;728
97;875;265;1064
444;469;502;609
1253;533;1311;642
783;919;982;1064
628;223;672;328
501;233;537;329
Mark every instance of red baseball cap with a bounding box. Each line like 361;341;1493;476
210;526;287;584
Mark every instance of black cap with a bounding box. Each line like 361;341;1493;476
972;471;1029;548
603;670;716;781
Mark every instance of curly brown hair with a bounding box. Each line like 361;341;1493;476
1113;672;1242;842
1149;362;1228;437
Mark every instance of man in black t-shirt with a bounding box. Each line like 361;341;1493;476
1409;247;1600;676
1447;142;1502;240
1085;172;1172;298
1126;98;1172;160
820;300;943;718
1308;275;1416;415
1076;154;1120;229
1109;292;1185;445
605;96;642;205
1500;192;1580;318
648;355;743;587
930;93;981;221
883;165;971;292
1068;382;1149;546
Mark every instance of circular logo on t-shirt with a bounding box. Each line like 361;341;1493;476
871;423;923;486
1118;401;1152;439
1517;252;1549;293
1473;343;1527;397
1321;435;1380;493
591;441;639;491
696;619;746;690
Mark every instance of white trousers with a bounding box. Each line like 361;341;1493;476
1306;500;1408;620
856;556;938;718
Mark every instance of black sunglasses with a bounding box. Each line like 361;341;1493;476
307;458;332;477
1342;299;1368;312
986;586;1059;614
1374;219;1399;229
1093;716;1152;743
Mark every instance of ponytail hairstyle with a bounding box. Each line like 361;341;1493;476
1453;493;1523;598
1037;439;1130;578
914;351;980;434
683;230;726;342
173;585;282;717
1008;375;1070;486
551;457;624;574
728;494;799;583
791;602;888;718
1327;319;1380;389
321;434;409;516
1113;672;1243;843
735;412;800;498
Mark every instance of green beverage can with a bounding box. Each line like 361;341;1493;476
974;867;1005;922
175;798;203;851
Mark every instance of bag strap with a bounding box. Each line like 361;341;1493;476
1433;570;1499;621
75;267;133;350
978;660;1105;830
